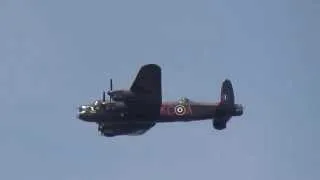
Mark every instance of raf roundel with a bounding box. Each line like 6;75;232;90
174;105;186;116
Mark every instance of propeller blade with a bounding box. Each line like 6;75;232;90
109;78;113;102
102;91;106;102
110;78;113;91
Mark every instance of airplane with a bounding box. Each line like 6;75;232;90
77;64;244;137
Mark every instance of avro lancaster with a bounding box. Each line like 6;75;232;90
77;64;244;137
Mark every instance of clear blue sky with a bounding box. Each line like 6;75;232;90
1;0;319;179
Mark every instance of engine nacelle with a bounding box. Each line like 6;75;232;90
108;90;135;101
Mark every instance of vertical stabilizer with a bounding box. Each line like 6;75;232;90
213;79;243;130
220;79;235;105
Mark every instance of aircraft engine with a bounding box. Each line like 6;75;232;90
108;90;135;101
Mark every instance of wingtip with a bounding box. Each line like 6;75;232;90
142;64;161;68
139;64;161;72
223;79;232;84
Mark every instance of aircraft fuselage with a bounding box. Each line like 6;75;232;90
78;100;243;124
158;102;218;122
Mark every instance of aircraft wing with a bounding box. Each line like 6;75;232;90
127;64;162;120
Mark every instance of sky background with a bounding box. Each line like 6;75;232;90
0;0;319;179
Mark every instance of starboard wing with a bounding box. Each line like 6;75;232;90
128;64;162;119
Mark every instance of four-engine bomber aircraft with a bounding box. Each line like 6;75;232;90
77;64;244;137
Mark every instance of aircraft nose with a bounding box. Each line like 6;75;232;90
77;112;91;122
77;113;83;120
78;105;85;112
77;112;84;120
77;106;86;120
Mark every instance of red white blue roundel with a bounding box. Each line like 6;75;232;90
174;105;186;116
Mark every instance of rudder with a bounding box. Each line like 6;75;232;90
220;79;235;105
213;79;240;130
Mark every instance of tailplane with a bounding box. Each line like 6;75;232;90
213;79;243;130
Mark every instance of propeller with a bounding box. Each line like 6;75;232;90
102;78;112;103
109;78;113;102
110;78;113;91
102;91;106;102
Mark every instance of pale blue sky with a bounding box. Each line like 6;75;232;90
1;0;319;179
